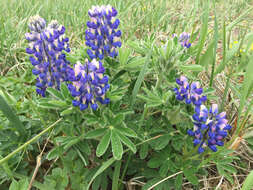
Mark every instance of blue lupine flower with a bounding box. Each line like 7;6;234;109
188;104;232;153
25;16;71;97
174;76;207;106
68;59;110;111
179;32;191;48
85;5;122;60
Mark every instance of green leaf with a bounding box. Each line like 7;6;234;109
47;146;63;160
60;83;70;99
85;128;107;139
130;53;150;106
245;32;253;52
123;56;146;70
203;87;215;95
218;164;237;174
0;89;17;104
87;157;116;190
215;41;240;75
9;179;19;190
175;173;183;190
116;132;136;153
178;64;204;72
227;7;253;30
236;56;253;134
148;156;163;168
92;174;102;190
47;87;64;100
140;143;148;159
48;100;67;107
127;40;146;55
60;107;74;116
142;177;163;190
37;102;63;109
96;130;111;157
199;40;214;67
159;161;170;177
217;164;234;184
119;47;131;66
10;178;29;190
183;168;199;185
112;113;125;126
154;134;172;151
196;0;209;64
0;94;25;136
242;170;253;190
112;161;121;190
111;130;123;160
114;127;137;137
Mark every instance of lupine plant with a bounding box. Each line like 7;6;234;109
0;1;253;190
68;59;110;110
85;5;122;60
26;15;71;97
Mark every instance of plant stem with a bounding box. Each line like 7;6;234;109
119;153;132;190
0;118;62;165
112;161;122;190
147;171;183;190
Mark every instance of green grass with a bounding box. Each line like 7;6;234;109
1;0;251;71
0;0;253;189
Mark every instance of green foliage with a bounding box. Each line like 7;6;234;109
242;170;253;190
0;0;253;189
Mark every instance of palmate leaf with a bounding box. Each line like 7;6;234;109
137;87;164;108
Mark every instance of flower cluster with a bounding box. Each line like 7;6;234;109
26;15;71;97
85;5;122;60
173;32;191;48
178;32;191;48
187;104;232;153
68;59;110;111
174;76;207;107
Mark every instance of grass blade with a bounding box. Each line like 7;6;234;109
195;0;209;64
87;157;116;190
242;170;253;190
236;55;253;135
209;2;218;87
130;52;151;107
0;94;25;137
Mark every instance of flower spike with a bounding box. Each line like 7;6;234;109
174;76;207;107
68;59;110;111
26;15;71;97
85;5;122;60
188;104;232;153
